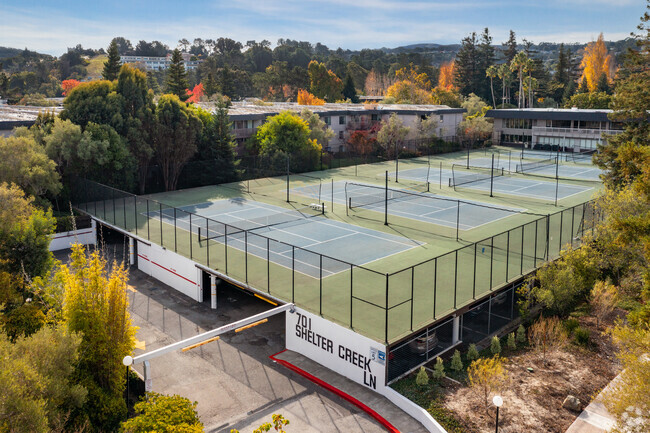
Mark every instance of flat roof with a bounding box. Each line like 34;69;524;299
198;101;465;121
486;108;612;122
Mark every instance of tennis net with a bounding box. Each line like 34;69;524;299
515;157;557;173
198;205;323;242
346;182;425;210
450;165;504;188
570;150;596;164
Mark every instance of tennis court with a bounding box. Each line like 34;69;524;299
516;160;603;181
292;180;526;230
148;198;420;278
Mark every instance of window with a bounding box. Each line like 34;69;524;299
371;114;379;121
324;116;331;126
439;115;444;122
339;116;346;125
338;131;344;140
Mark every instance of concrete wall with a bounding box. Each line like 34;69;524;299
286;307;387;393
49;220;97;251
136;241;200;301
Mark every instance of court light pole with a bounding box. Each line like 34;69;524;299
493;395;503;433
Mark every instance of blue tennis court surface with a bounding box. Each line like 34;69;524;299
516;163;602;181
148;198;420;278
292;180;526;230
394;167;592;201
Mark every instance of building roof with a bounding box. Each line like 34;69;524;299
485;108;613;122
0;104;63;129
198;101;465;121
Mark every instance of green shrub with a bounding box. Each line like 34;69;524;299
516;324;526;344
507;332;516;350
432;357;445;379
467;343;479;361
416;366;429;386
563;318;580;335
490;336;501;355
573;327;591;346
450;350;463;372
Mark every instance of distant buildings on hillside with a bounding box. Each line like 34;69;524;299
120;52;202;71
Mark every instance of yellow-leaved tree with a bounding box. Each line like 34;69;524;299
467;355;508;411
438;61;456;91
580;33;614;92
60;243;137;431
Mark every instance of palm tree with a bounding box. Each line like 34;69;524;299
510;51;529;108
497;63;512;108
486;65;498;109
524;58;535;108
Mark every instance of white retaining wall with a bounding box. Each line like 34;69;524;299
136;241;200;301
382;387;448;433
49;220;97;251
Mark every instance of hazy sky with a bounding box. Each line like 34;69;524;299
0;0;643;55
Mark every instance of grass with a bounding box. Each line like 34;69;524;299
86;54;107;79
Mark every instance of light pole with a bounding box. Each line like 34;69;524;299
123;355;133;415
493;395;503;433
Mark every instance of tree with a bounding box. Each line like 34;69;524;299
490;336;501;355
299;109;334;149
60;79;80;96
377;113;409;159
467;343;479;361
516;325;526;344
503;30;517;64
297;89;325;105
307;60;343;101
416;366;429;386
528;316;567;362
590;280;618;328
166;49;189;101
454;32;479;98
510;51;529;108
102;40;121;81
415;115;439;140
58;243;136;430
564;91;612;109
0;135;61;198
579;33;614;93
255;111;321;171
61;80;122;128
507;332;516;350
486;65;498;108
110;37;133;55
342;74;358;102
438;61;456;90
432;357;445;379
121;393;203;433
187;83;205;103
451;350;463;372
602;324;650;433
152;94;202;191
347;130;376;161
497;63;513;108
193;102;239;184
116;64;156;194
0;183;55;282
0;326;86;433
467;356;508;411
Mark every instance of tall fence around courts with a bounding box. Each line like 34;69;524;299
71;178;599;345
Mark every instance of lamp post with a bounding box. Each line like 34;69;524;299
123;355;133;414
493;395;503;433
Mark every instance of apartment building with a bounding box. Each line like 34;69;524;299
206;101;466;153
120;52;202;71
485;108;624;151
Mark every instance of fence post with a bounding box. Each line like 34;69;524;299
350;264;353;329
384;273;389;344
433;258;437;319
410;267;415;331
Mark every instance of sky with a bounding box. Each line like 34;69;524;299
0;0;644;55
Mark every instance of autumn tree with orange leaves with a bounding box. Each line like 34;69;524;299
186;83;204;103
385;66;434;104
297;89;325;105
580;33;614;92
61;79;81;96
438;61;456;90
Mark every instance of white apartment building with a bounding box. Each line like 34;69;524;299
121;52;202;71
486;108;624;152
206;101;466;153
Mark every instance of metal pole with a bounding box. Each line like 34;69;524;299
384;274;389;344
395;143;399;183
495;406;500;433
384;171;388;225
286;156;290;203
331;179;334;213
554;155;560;206
439;161;442;189
466;144;470;168
490;153;495;197
456;201;460;241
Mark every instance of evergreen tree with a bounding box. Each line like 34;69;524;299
454;32;479;97
218;65;235;99
204;72;218;97
555;44;569;86
596;73;611;94
102;40;121;81
476;28;495;102
342;74;358;103
165;49;189;101
503;30;517;64
205;102;238;182
146;71;160;94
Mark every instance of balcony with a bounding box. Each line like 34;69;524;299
233;128;256;139
531;126;623;137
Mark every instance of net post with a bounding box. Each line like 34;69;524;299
384;171;388;226
198;226;201;243
555;155;560;206
322;202;325;215
489;153;495;197
456;201;460;241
